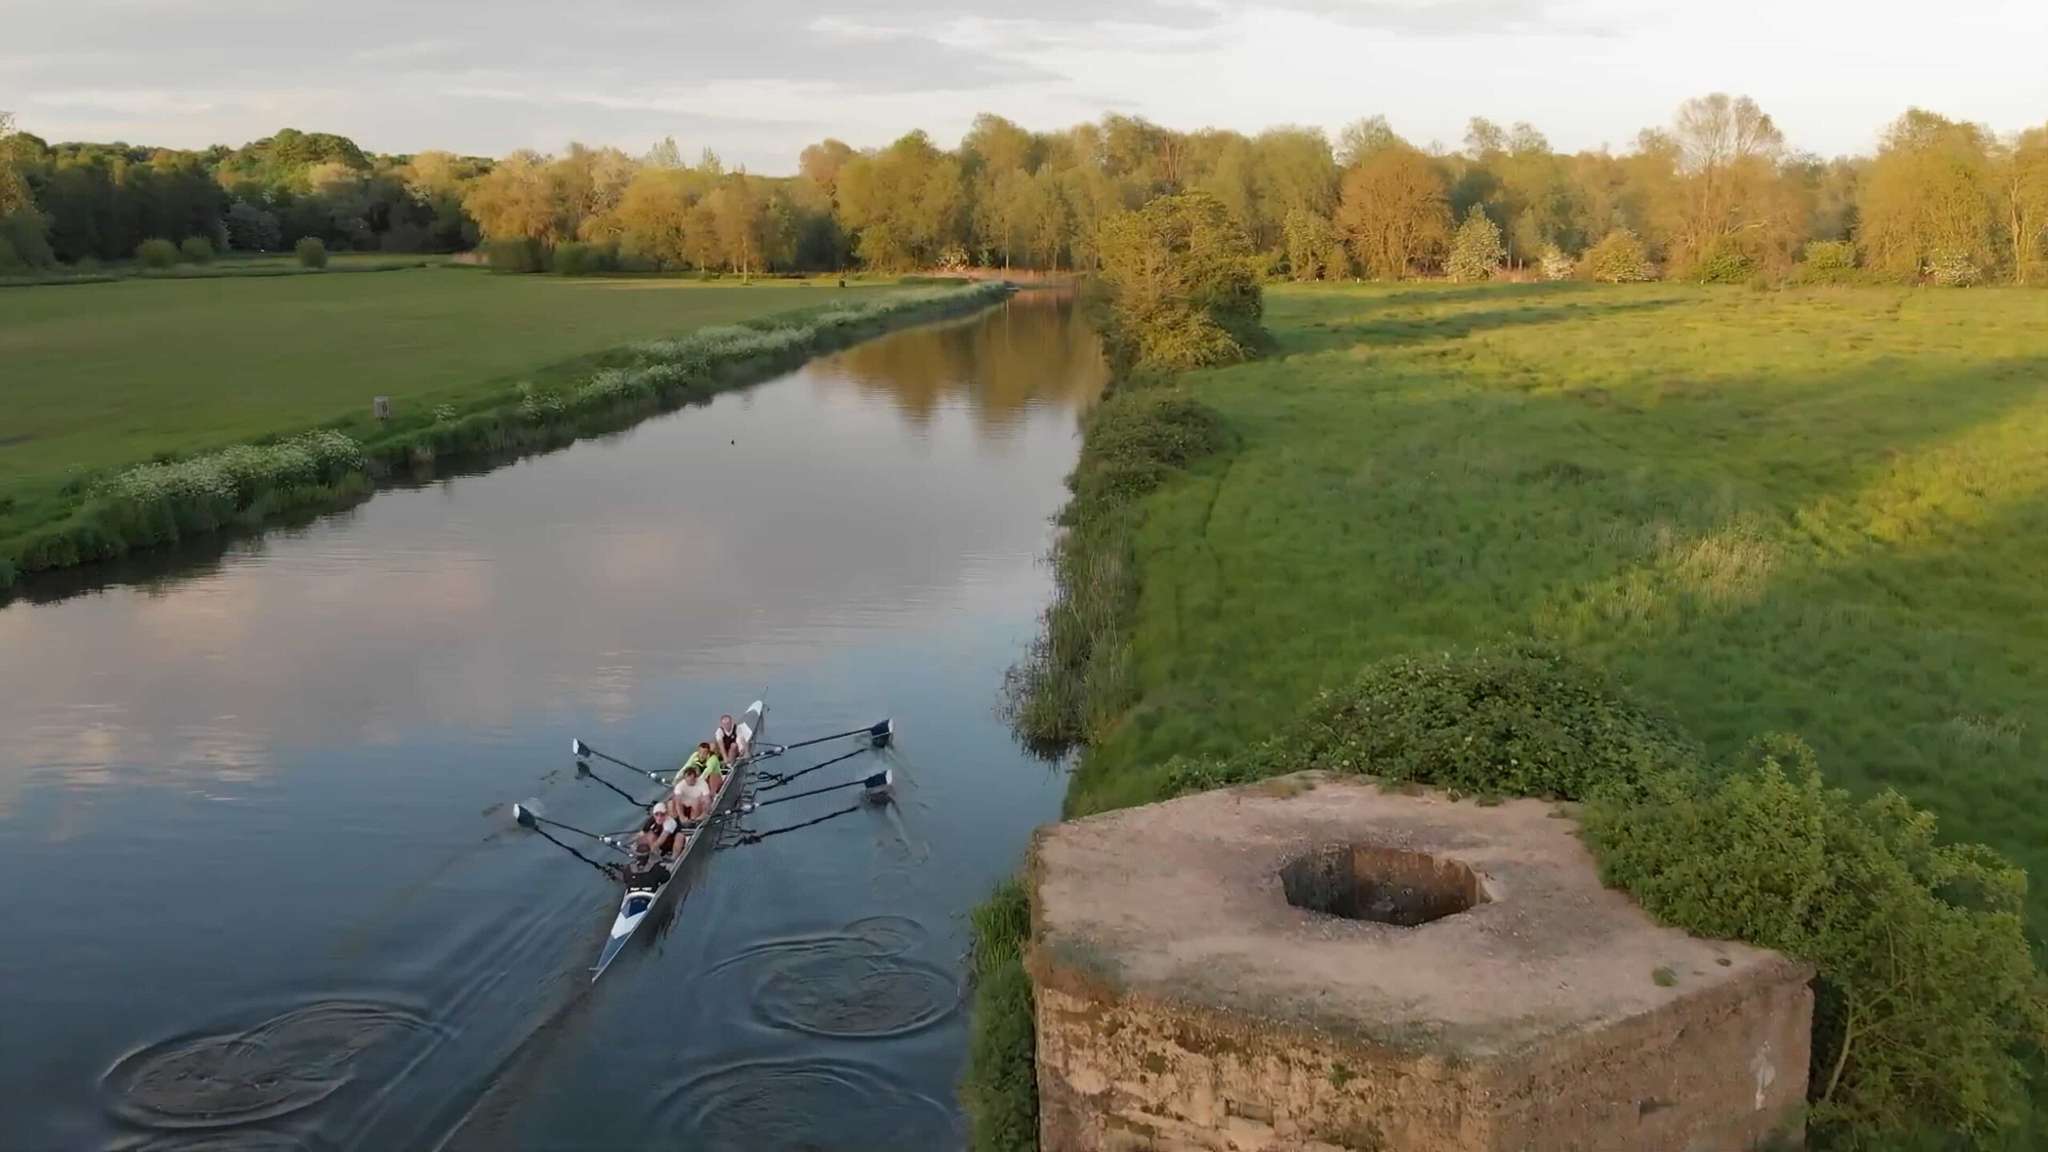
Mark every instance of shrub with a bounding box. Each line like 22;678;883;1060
1581;229;1653;283
1928;247;1981;287
1165;644;1700;801
1584;739;2044;1143
1691;238;1754;284
294;236;328;268
1;207;53;271
485;237;546;273
551;241;617;276
1064;391;1227;525
178;235;214;264
1538;244;1575;282
1797;240;1859;284
1445;206;1506;283
135;237;179;269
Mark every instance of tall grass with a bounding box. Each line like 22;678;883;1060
962;877;1039;1152
1004;389;1226;752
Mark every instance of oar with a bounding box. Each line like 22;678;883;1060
572;738;661;781
575;759;645;807
751;769;892;809
511;802;626;880
766;718;893;755
758;745;864;791
513;801;632;853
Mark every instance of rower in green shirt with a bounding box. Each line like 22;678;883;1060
680;741;726;796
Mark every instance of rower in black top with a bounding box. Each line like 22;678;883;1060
621;841;672;891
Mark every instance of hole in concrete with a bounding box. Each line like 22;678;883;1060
1279;844;1485;927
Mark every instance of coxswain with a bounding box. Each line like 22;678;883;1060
621;839;671;891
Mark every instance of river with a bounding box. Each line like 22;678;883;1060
0;293;1105;1151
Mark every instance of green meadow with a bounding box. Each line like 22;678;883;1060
0;269;897;547
1071;282;2048;927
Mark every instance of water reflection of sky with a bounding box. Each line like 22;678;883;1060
0;295;1104;829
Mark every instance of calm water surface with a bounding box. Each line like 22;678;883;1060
0;295;1104;1150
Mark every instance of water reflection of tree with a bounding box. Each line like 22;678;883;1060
827;293;1109;434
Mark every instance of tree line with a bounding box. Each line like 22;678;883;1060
3;97;2045;284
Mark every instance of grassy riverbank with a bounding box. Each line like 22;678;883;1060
0;276;1005;588
1068;283;2048;892
979;281;2048;1150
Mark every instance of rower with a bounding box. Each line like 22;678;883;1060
671;762;713;821
641;794;690;859
712;714;745;762
621;839;671;891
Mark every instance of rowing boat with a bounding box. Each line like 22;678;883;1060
591;699;764;981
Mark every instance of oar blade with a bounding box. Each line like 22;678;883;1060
573;738;590;758
869;719;894;748
513;802;538;829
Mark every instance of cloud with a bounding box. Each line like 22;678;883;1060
5;0;2046;166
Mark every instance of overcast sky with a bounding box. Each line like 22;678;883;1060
6;0;2045;171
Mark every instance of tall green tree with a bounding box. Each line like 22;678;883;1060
836;131;965;270
1096;191;1263;372
1859;109;1998;280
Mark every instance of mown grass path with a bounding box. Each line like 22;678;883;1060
1074;282;2048;931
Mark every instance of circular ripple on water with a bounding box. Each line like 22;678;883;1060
103;999;429;1131
839;914;926;958
753;952;960;1039
657;1055;956;1151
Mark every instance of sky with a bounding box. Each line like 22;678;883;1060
5;0;2046;172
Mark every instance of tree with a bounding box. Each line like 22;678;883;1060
1095;191;1263;372
224;199;281;251
1859;110;1997;280
1336;115;1401;167
611;167;696;268
0;110;29;217
1281;207;1343;281
1446;206;1506;281
463;151;567;245
644;136;684;169
1248;127;1337;253
799;139;855;201
1659;93;1793;274
710;173;764;275
835;131;965;270
1997;126;2048;284
1334;145;1451;279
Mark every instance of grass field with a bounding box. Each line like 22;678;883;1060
1068;282;2048;931
0;269;898;543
